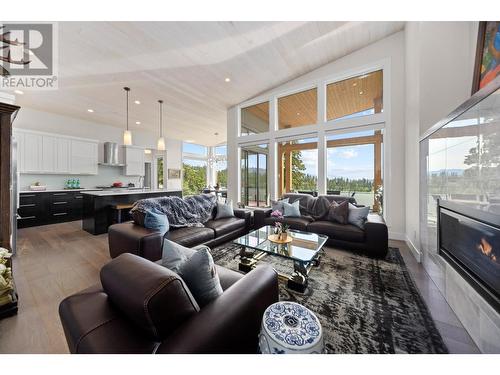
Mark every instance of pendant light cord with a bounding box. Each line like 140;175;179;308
124;87;130;131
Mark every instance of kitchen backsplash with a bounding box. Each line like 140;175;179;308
19;165;141;190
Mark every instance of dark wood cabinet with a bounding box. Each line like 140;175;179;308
18;190;92;228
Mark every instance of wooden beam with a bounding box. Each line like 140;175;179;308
280;134;383;153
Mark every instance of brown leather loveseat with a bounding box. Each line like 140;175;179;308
59;253;279;354
108;204;251;262
254;193;388;258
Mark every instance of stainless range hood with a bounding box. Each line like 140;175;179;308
99;142;125;167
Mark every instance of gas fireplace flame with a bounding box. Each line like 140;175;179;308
477;238;497;263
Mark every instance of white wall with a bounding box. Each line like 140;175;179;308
404;22;478;257
403;22;500;354
228;31;407;238
13;107;183;190
165;139;183;191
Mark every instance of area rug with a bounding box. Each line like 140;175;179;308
211;243;448;354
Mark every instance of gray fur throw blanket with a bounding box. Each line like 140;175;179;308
130;194;217;228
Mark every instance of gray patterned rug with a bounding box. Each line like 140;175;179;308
211;243;448;354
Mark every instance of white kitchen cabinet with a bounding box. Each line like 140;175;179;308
41;135;57;173
23;132;42;173
56;138;70;173
70;139;98;175
124;146;145;176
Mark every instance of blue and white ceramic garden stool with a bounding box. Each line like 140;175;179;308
259;301;324;354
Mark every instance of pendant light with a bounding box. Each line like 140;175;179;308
123;87;132;146
157;99;166;151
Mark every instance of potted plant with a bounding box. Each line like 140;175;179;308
271;210;290;241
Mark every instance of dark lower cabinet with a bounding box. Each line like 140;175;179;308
17;191;92;228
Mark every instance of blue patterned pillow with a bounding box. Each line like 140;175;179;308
283;200;301;217
215;200;234;220
271;198;289;212
348;203;370;229
177;247;223;307
144;208;169;235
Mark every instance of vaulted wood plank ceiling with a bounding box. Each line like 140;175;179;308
12;22;403;145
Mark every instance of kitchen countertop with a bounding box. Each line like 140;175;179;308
81;189;181;197
19;188;102;193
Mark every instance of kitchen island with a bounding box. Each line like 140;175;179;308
82;189;182;235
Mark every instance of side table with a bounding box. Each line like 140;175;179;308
259;301;324;354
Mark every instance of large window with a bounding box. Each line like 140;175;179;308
241;102;269;136
327;70;383;121
278;137;318;196
278;88;317;130
240;144;268;207
183;159;207;196
214;145;227;188
183;142;207;156
183;142;208;196
156;156;164;189
326;130;383;211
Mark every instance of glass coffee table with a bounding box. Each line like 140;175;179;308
233;225;328;293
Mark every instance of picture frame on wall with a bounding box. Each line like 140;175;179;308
472;21;500;94
168;168;181;179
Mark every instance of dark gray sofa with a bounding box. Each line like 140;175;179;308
254;193;388;258
108;201;251;262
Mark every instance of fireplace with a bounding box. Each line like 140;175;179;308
438;200;500;313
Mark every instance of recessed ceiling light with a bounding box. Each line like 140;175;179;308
14;90;24;95
359;91;364;95
134;100;141;105
224;77;231;82
87;109;94;113
135;121;141;125
352;82;357;87
296;112;301;116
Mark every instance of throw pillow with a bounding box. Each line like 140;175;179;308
271;198;289;212
144;208;169;235
161;239;196;273
215;200;234;220
177;247;223;307
348;203;370;229
283;200;301;217
327;200;349;224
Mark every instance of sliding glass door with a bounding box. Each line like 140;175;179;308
240;144;268;207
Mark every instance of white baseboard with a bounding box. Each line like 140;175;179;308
405;235;422;262
388;231;405;241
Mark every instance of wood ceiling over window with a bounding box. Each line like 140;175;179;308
327;70;383;120
278;88;318;129
241;102;269;134
242;69;383;133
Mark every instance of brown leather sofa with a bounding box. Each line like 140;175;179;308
255;193;388;258
59;253;279;354
108;207;251;262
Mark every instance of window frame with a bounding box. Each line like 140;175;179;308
233;59;391;220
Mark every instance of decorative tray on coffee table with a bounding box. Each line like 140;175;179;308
268;234;293;244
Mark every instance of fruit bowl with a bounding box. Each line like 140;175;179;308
30;185;47;191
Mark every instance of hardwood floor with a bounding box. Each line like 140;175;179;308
0;222;480;353
0;221;110;354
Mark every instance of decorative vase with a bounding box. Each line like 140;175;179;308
259;301;324;354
